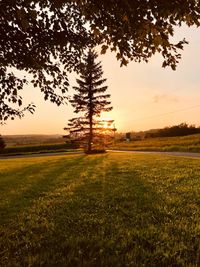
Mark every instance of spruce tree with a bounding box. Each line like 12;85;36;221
65;50;113;153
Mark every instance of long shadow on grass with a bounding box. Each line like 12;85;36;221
0;155;86;225
39;159;198;266
10;159;167;266
1;155;199;267
0;155;108;266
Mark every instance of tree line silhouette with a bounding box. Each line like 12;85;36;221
145;123;200;138
0;135;6;149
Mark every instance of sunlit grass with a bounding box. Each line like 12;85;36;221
0;153;200;266
111;133;200;152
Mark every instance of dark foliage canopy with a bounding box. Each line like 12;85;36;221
1;0;200;122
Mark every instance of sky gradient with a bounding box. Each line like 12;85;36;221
1;26;200;135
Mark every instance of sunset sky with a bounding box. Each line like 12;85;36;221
1;25;200;135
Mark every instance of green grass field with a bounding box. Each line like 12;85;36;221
112;133;200;153
0;153;200;266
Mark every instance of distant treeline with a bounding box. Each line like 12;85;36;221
3;134;64;147
145;123;200;138
0;143;79;155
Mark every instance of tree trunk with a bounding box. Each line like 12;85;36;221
88;74;93;153
88;113;93;153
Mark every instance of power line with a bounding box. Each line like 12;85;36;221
132;104;200;122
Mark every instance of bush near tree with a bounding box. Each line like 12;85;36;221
0;135;6;150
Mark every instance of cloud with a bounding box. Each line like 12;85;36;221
153;94;179;103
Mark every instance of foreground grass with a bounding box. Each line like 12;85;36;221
111;133;200;153
0;153;200;266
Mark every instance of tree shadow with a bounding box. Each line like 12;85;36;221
0;156;85;225
1;155;199;267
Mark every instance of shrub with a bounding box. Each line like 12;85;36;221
85;149;106;154
0;135;6;150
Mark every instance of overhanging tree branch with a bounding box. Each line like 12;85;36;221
1;0;200;122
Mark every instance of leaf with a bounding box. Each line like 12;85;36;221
171;64;176;71
122;15;129;22
116;53;122;61
101;45;108;55
18;99;22;106
121;58;129;66
92;26;100;36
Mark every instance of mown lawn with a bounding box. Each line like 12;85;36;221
0;153;200;266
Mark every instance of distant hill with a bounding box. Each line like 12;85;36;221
144;123;200;138
2;134;64;147
116;123;200;141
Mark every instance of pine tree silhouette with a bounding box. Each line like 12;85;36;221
65;50;113;153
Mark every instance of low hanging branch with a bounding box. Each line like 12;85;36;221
1;0;200;122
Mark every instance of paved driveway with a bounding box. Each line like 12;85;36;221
0;150;200;160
